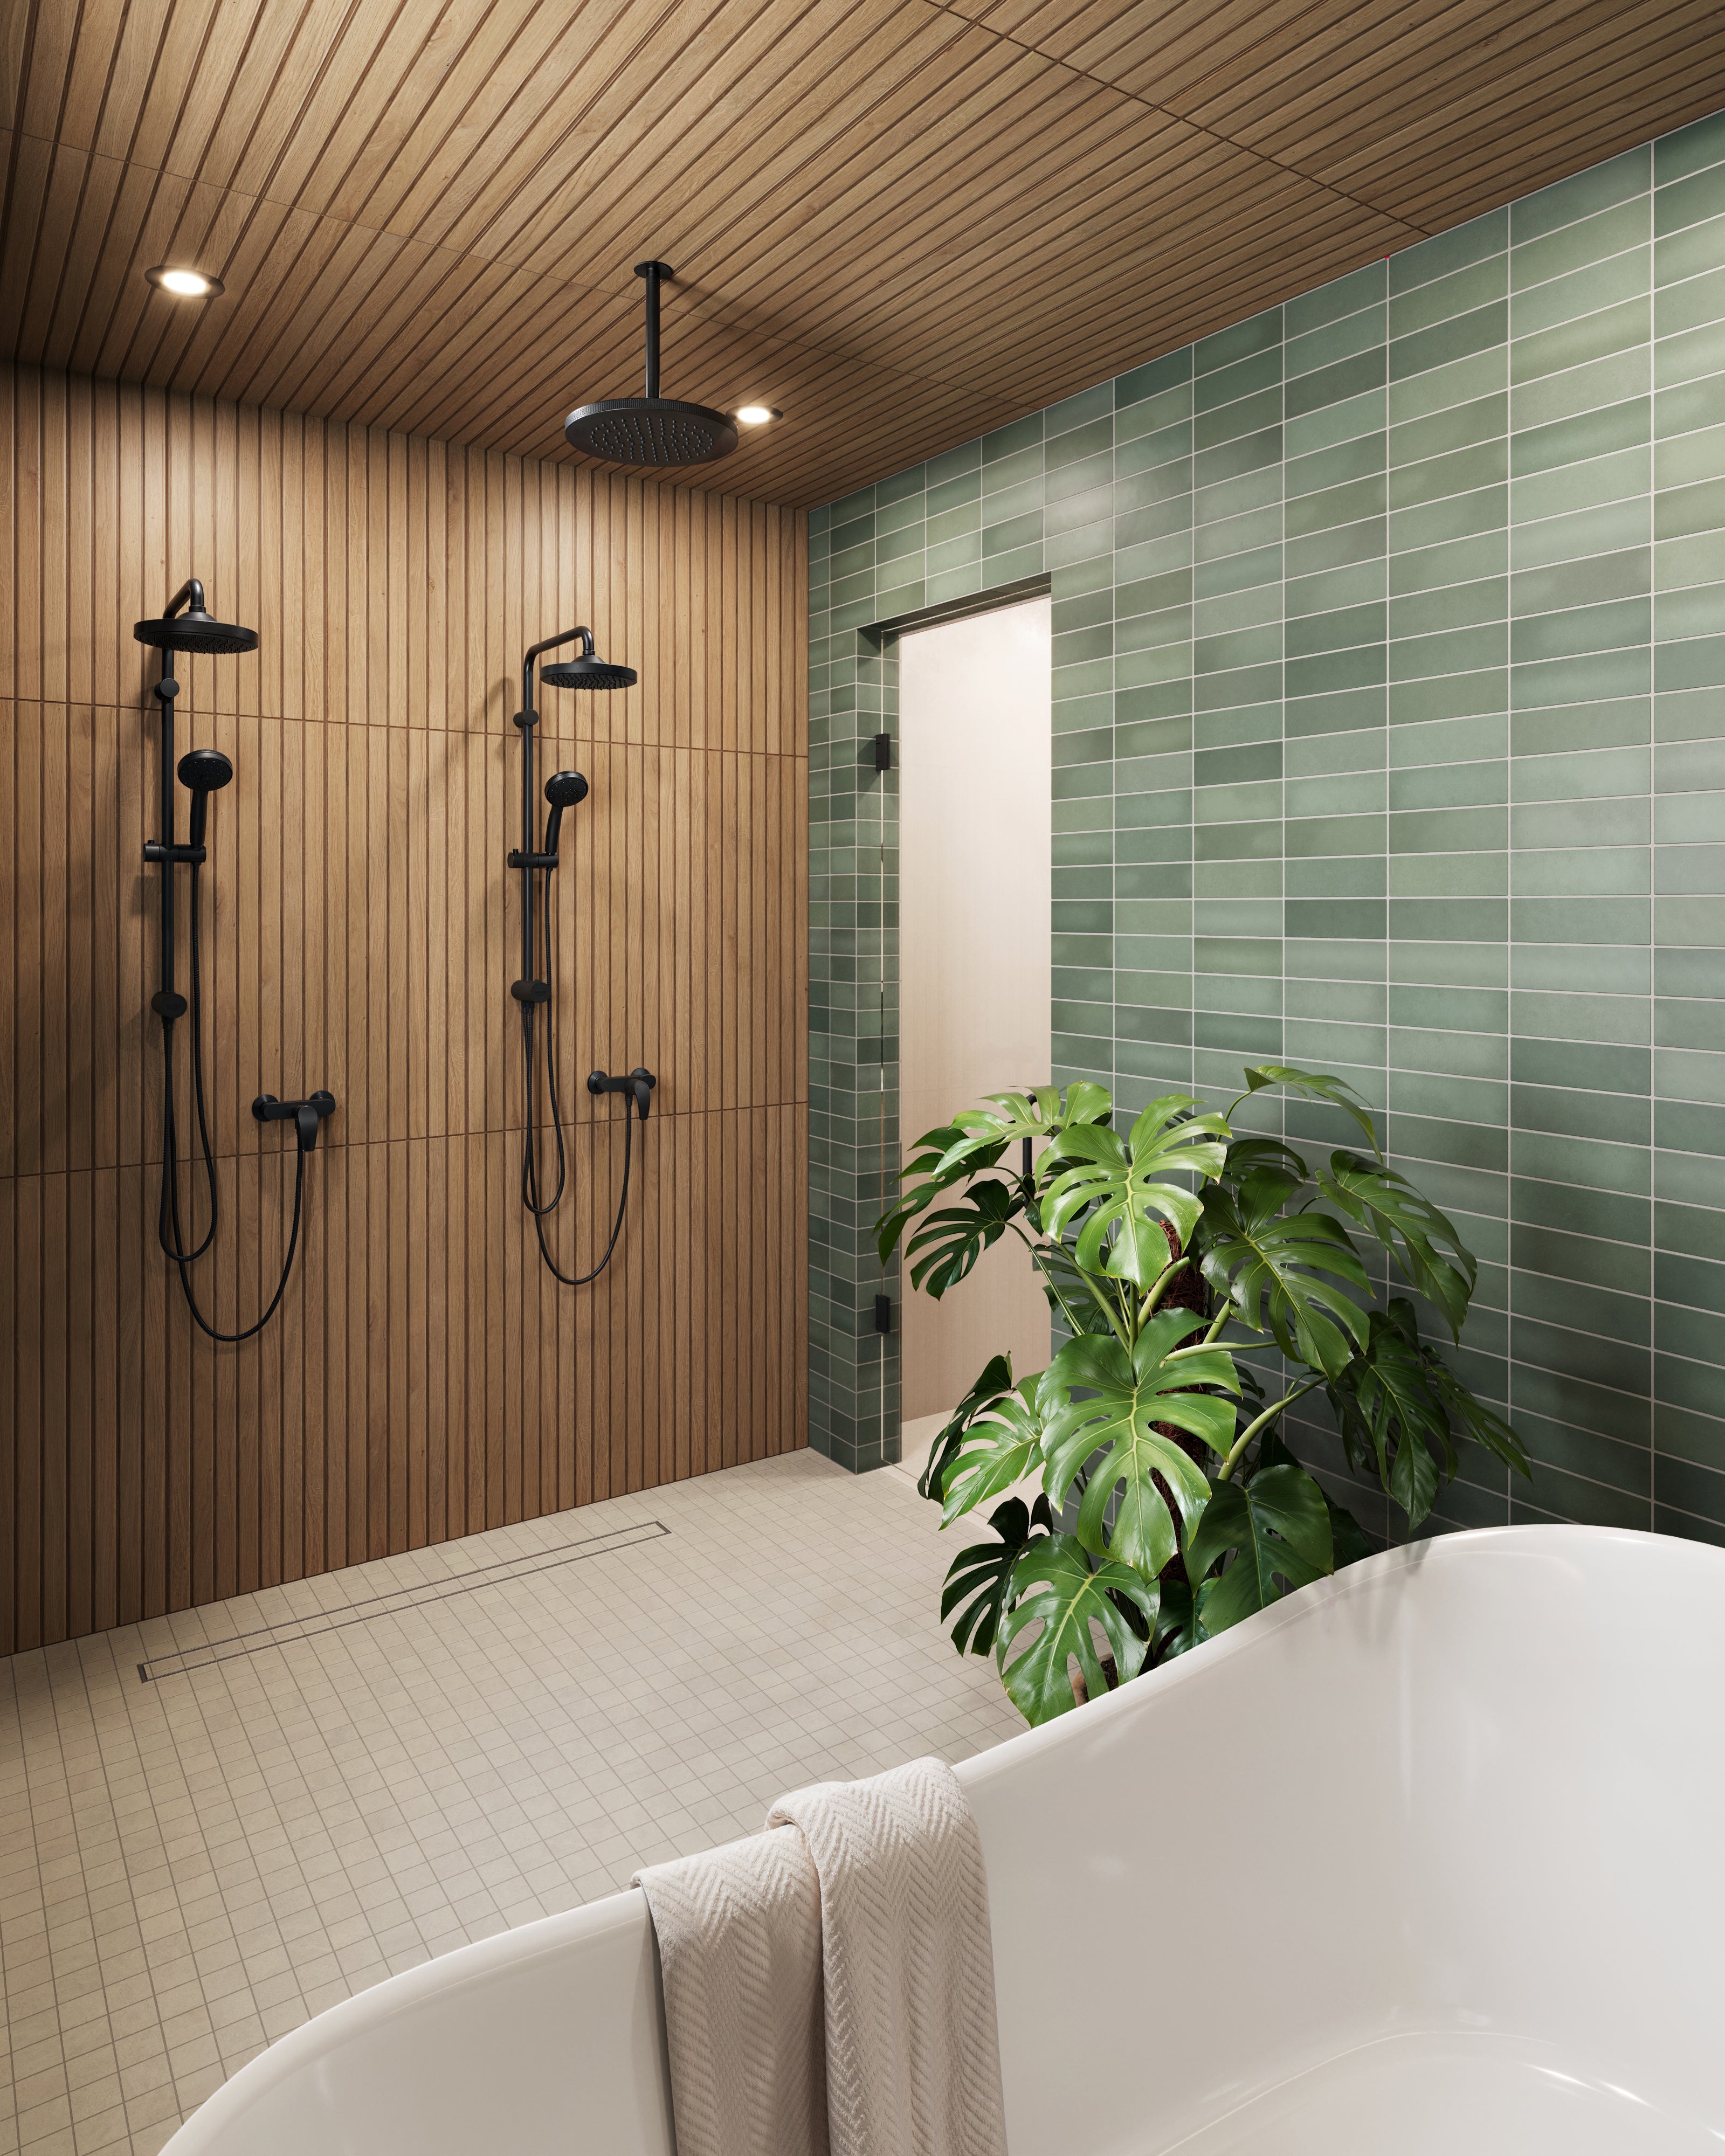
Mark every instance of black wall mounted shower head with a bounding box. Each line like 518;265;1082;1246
134;578;259;655
542;771;589;860
178;748;233;851
541;653;638;691
519;627;636;720
564;262;740;469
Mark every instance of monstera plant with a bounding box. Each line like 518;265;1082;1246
878;1065;1530;1726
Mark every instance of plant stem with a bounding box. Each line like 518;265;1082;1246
1140;1256;1187;1321
1010;1226;1129;1351
1215;1379;1322;1482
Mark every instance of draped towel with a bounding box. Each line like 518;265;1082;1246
636;1756;1009;2156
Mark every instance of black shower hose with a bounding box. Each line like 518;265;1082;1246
520;866;636;1286
156;863;308;1342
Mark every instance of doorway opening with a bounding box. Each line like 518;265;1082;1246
894;593;1052;1484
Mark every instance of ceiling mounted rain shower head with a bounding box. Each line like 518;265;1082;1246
564;262;740;469
134;579;259;655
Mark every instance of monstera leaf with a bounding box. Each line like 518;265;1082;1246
996;1534;1156;1724
1185;1463;1334;1635
1234;1065;1383;1156
1198;1170;1372;1379
877;1083;1112;1264
916;1354;1015;1501
1033;1235;1119;1339
941;1373;1052;1526
1315;1151;1477;1340
1040;1095;1231;1288
940;1494;1052;1657
902;1179;1023;1298
1040;1312;1238;1580
1424;1349;1528;1476
1326;1300;1527;1528
1213;1133;1312;1191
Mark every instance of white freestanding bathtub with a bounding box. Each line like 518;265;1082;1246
162;1526;1725;2154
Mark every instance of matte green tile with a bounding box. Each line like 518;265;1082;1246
1514;144;1649;248
1285;386;1386;461
1388;344;1508;426
1390;982;1508;1031
1389;483;1508;554
1512;396;1650;480
1388;669;1507;727
1285;685;1387;737
1513;1035;1651;1095
1513;1175;1648;1242
1284;346;1386;421
1388;897;1507;939
1286;431;1386;500
1656;158;1725;239
1390;758;1507;810
1514;194;1651;291
1514;248;1650;347
1286;474;1386;537
1514;987;1651;1045
1389;440;1510;514
1389;302;1508;383
1390;849;1506;897
1390;803;1507;852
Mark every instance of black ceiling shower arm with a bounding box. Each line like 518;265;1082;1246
638;260;670;398
163;578;206;621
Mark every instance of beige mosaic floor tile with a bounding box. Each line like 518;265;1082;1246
1;1452;1020;2155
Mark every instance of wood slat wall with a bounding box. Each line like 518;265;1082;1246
0;360;808;1656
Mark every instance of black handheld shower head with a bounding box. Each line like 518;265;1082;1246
134;579;259;656
542;771;589;861
178;748;234;851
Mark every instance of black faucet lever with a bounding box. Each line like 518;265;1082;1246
253;1089;338;1151
588;1066;656;1121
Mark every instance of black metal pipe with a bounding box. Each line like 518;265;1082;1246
637;262;666;399
514;630;593;996
156;673;178;1021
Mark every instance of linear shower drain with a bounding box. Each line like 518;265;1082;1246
137;1520;670;1681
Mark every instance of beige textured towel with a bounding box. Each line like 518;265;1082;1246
636;1757;1009;2156
634;1826;829;2156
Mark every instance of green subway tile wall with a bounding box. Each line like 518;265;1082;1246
809;109;1725;1544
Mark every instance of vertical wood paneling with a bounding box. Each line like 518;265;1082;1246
0;360;809;1655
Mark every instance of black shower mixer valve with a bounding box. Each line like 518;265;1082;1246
588;1067;657;1121
252;1090;339;1152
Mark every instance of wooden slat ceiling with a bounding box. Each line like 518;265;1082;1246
4;0;1723;507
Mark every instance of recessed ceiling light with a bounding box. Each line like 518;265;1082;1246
146;265;224;299
735;405;782;426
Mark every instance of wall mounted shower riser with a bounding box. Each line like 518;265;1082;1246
135;578;336;1342
509;627;654;1286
